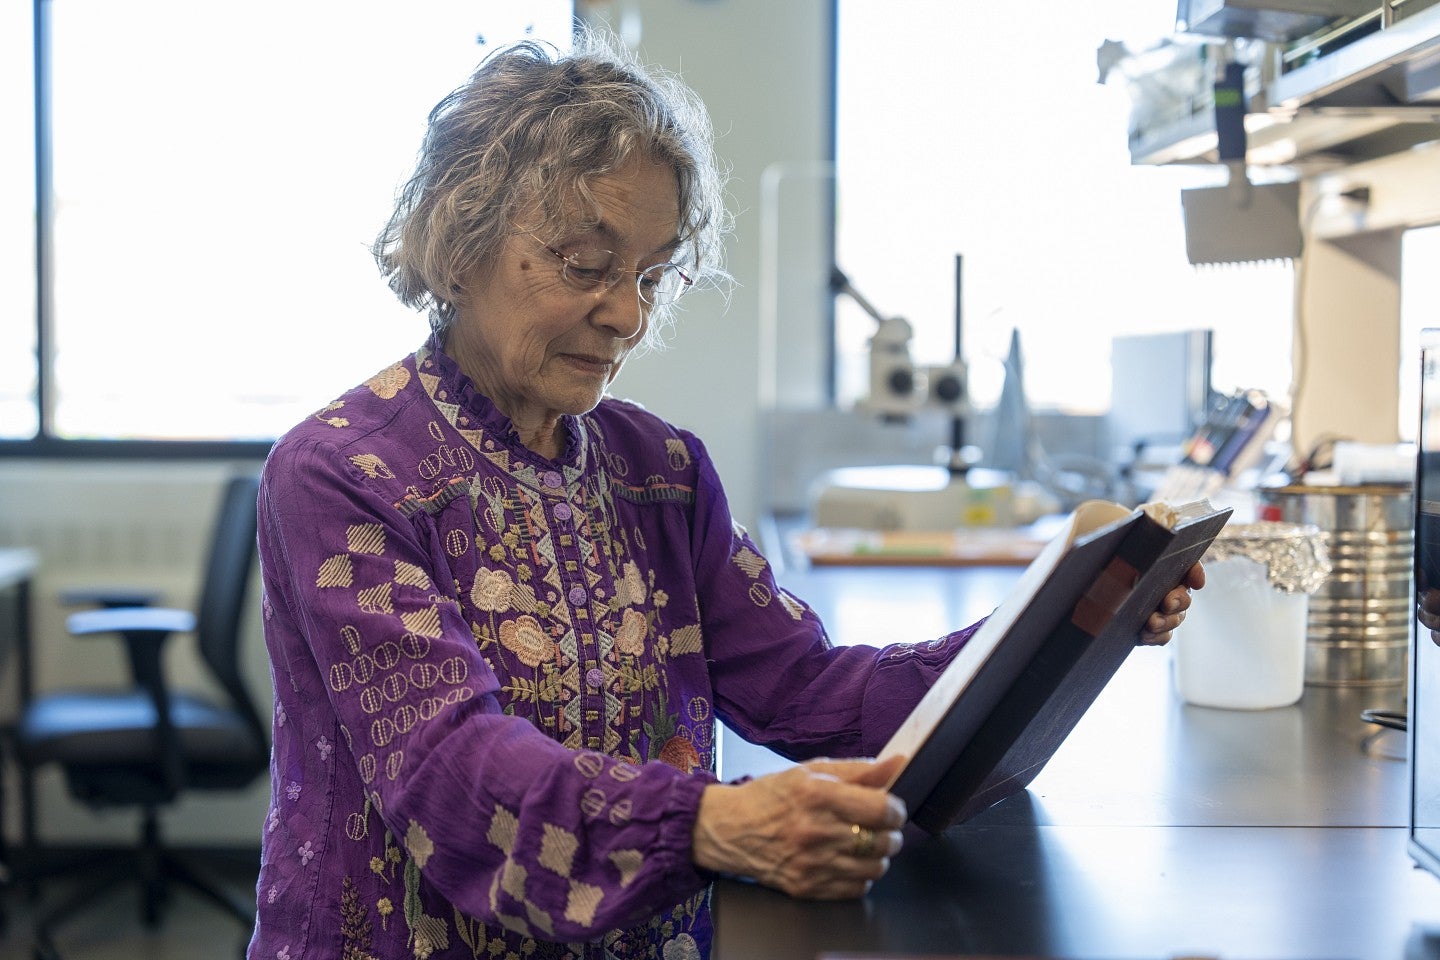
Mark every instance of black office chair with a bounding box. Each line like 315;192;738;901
0;560;32;938
13;473;268;959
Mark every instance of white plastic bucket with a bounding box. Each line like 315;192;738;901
1174;555;1310;709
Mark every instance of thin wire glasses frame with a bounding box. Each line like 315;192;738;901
526;233;694;307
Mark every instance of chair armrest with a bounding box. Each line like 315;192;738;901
59;587;163;609
65;606;195;695
64;606;197;795
66;607;196;637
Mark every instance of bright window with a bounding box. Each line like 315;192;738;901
1401;224;1440;441
6;0;572;445
0;1;36;440
833;1;1295;416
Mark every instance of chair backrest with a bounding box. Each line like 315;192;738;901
194;473;266;748
0;550;34;702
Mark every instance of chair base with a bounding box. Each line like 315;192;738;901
25;821;255;960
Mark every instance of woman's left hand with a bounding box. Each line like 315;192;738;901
1139;562;1205;646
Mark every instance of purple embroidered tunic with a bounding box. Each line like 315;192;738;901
248;338;976;960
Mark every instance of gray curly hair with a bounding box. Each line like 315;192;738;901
373;29;731;343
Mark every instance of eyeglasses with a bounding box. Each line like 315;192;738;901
528;234;693;307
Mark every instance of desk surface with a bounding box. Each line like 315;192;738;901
716;825;1440;959
0;548;38;589
790;527;1046;568
714;564;1440;960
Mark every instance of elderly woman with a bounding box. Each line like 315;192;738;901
249;32;1200;960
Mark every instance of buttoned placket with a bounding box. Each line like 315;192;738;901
540;468;609;753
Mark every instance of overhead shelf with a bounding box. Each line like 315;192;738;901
1266;0;1440;109
1128;105;1410;165
1126;0;1440;169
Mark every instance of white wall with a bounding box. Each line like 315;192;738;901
604;0;833;531
1292;142;1440;452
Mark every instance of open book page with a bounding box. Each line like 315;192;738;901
876;500;1134;773
1139;498;1216;530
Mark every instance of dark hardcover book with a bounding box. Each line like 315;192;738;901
878;499;1233;834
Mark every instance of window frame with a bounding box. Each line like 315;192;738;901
2;0;272;458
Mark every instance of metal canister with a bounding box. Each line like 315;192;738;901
1258;483;1413;686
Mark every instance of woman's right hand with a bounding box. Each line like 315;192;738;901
690;755;907;899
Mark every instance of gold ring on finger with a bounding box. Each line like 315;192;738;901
850;823;876;858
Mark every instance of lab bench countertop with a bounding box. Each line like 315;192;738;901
712;563;1440;960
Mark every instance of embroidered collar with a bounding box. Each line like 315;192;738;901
414;337;590;479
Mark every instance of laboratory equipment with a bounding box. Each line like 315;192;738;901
810;263;998;531
1176;0;1378;44
830;265;968;429
1107;2;1440;172
1180;58;1304;266
1108;329;1214;469
1262;482;1413;686
809;463;1019;532
1152;388;1287;503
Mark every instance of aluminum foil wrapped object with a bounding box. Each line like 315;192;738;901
1200;521;1332;594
